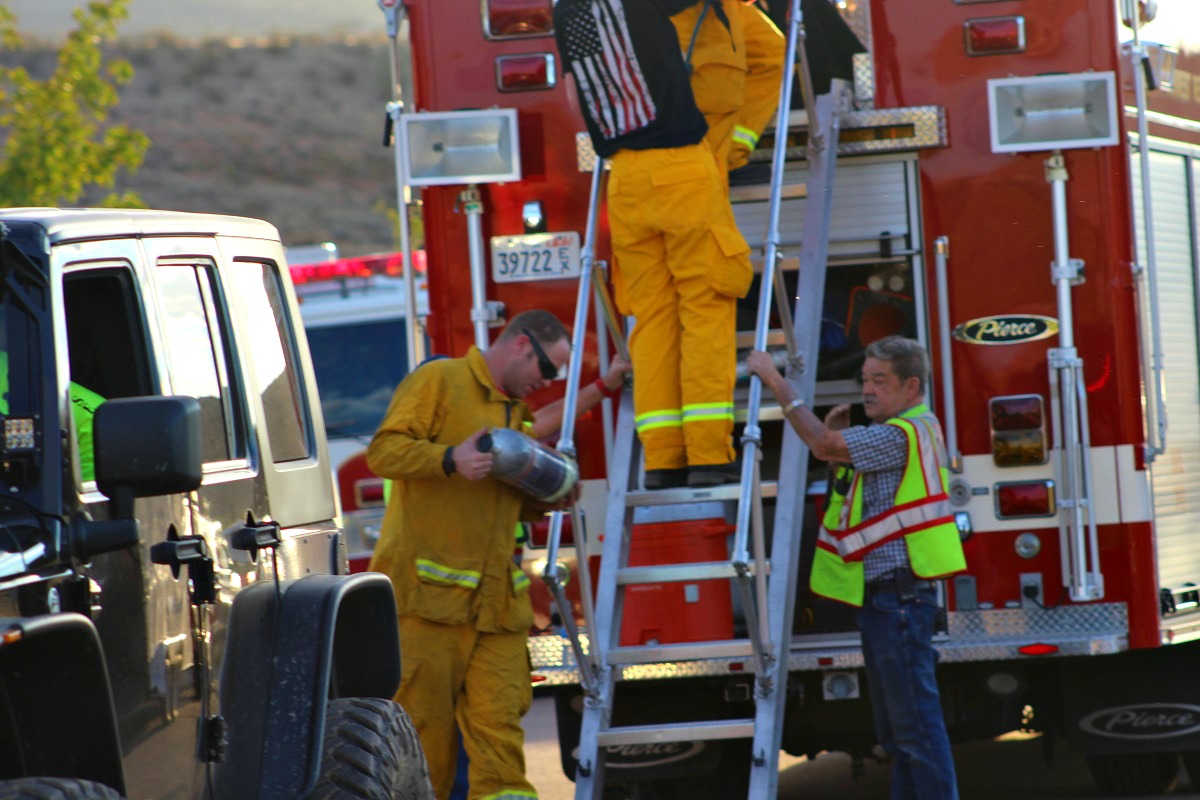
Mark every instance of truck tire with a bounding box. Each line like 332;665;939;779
0;778;122;800
305;697;435;800
1085;752;1181;796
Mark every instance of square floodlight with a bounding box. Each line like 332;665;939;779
400;109;522;186
987;71;1119;154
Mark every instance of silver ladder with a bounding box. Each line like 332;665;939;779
542;2;850;795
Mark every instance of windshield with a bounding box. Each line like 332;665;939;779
306;319;410;439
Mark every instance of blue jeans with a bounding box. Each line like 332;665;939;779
858;586;959;800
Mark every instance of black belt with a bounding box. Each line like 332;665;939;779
865;569;935;598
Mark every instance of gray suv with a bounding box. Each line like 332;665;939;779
0;210;431;800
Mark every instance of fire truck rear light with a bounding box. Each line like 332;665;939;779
991;395;1043;431
990;395;1047;466
964;16;1026;56
1018;643;1059;657
497;54;556;92
529;514;574;548
355;478;386;508
484;0;554;39
995;481;1056;519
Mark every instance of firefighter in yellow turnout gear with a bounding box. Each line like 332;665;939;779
673;0;785;177
367;310;572;800
555;0;755;489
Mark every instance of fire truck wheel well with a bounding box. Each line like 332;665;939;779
0;614;125;794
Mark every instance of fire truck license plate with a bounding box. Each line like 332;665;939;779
490;232;581;283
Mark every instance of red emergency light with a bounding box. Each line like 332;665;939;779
995;481;1056;519
484;0;553;39
496;54;556;92
964;16;1026;56
1017;643;1059;657
289;250;427;285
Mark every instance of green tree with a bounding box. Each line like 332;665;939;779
0;0;148;207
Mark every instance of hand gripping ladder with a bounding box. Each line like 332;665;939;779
547;3;850;795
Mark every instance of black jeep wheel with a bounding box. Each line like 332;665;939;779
305;697;434;800
0;778;122;800
1085;751;1182;796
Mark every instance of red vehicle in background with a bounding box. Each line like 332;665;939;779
290;247;429;572
378;0;1200;795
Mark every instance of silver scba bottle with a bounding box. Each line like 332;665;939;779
476;427;579;503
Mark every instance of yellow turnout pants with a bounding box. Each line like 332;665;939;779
396;615;536;800
608;142;752;471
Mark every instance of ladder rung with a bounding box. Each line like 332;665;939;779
749;255;800;275
735;329;788;349
597;719;755;746
729;182;807;204
626;481;778;507
607;639;754;665
617;561;741;585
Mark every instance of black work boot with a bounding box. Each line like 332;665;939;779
687;462;741;487
643;468;688;490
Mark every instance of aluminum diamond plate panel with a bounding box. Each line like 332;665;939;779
529;603;1130;685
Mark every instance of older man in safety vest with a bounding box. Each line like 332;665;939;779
747;335;966;800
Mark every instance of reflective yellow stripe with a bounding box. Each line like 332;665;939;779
479;791;538;800
511;569;531;593
416;558;481;589
635;408;682;433
733;125;759;148
682;402;734;424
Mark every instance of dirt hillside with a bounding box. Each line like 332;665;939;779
6;35;404;256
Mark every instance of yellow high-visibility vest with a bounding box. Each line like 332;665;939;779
811;404;966;606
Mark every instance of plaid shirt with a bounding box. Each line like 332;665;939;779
839;422;910;582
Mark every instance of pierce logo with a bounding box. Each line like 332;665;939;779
952;315;1059;345
602;741;705;769
1079;704;1200;740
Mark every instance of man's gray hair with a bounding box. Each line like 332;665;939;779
864;336;929;393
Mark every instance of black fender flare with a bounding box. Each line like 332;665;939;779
214;571;401;800
0;613;125;793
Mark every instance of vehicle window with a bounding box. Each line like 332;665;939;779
228;260;312;463
306;319;409;439
63;267;154;401
155;261;240;464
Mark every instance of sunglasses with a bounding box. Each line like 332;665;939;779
523;328;559;380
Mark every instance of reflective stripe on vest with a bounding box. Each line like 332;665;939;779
479;790;538;800
810;404;966;606
416;558;481;590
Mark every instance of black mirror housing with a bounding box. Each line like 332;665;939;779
94;396;203;515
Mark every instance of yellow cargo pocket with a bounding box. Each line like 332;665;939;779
651;160;714;228
411;550;483;625
707;225;753;298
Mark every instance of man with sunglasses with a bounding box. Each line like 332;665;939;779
367;309;570;800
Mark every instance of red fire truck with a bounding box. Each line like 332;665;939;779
385;0;1200;795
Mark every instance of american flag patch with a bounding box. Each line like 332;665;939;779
558;0;657;139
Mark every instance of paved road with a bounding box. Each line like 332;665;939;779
522;695;1199;800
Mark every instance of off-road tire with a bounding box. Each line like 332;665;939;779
306;697;434;800
1085;751;1182;796
0;778;123;800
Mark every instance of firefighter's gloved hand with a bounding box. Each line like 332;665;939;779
455;428;495;480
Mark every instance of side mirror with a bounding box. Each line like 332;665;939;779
94;396;203;520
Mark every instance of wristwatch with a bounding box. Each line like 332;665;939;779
442;446;457;476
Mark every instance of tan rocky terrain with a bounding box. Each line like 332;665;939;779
5;34;404;255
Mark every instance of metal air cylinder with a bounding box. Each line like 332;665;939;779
476;427;579;503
